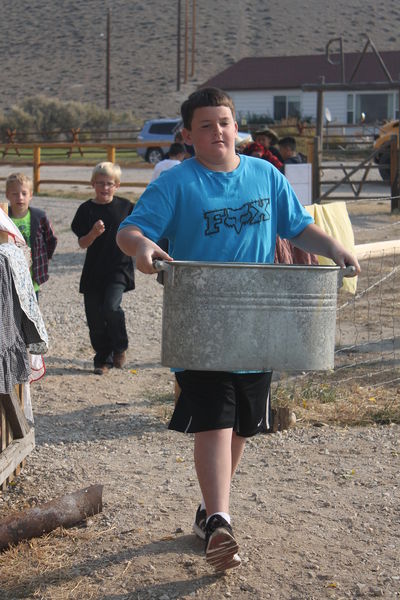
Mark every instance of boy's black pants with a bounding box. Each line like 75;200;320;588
83;283;128;367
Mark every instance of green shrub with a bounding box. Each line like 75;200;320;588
0;95;139;142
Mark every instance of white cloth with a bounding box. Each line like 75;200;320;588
0;243;48;354
150;159;181;182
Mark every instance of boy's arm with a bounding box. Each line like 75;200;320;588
291;223;361;275
116;225;172;274
43;217;57;259
78;220;105;249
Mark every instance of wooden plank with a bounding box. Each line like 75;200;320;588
0;403;6;491
0;391;30;438
1;202;10;245
6;417;12;485
354;239;400;260
14;386;24;477
0;429;35;487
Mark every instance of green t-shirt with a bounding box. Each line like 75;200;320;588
11;210;39;292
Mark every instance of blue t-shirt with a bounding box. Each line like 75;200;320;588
119;155;313;262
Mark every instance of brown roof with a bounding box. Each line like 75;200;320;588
200;51;400;91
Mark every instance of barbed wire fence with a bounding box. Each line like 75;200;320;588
273;213;400;423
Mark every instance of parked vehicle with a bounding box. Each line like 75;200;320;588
137;118;181;163
373;119;399;181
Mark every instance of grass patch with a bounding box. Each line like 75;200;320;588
273;377;400;427
1;145;146;165
145;391;175;422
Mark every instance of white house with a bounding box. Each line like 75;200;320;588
201;51;400;126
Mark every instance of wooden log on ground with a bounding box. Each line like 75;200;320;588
0;484;103;551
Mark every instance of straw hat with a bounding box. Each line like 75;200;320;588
252;127;279;145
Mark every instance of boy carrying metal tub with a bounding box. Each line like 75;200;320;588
116;88;360;572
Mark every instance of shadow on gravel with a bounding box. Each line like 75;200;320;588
33;403;168;445
51;251;84;271
1;535;218;600
45;359;163;375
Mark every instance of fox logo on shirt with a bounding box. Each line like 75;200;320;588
204;199;270;235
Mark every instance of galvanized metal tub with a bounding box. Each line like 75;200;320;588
154;261;351;372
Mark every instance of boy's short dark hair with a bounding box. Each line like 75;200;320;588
279;136;297;151
181;87;235;130
168;142;185;157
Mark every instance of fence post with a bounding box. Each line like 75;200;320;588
390;135;400;213
33;146;41;193
107;145;116;163
312;136;321;203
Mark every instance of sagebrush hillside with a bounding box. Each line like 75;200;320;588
1;0;399;123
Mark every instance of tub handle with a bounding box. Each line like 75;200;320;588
153;259;172;286
153;259;171;272
338;265;356;288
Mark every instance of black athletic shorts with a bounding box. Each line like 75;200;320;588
169;370;272;438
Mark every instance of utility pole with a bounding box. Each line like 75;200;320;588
106;8;111;109
177;0;181;91
184;0;189;83
191;0;196;77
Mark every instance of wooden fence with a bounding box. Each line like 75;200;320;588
1;136;399;212
0;385;35;489
0;141;156;193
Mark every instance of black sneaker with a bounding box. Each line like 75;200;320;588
193;505;207;540
205;514;241;572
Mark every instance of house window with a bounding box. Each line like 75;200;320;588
347;92;399;123
287;96;301;118
273;95;301;120
274;96;286;121
347;94;354;124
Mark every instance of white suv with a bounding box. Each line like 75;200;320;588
137;118;181;163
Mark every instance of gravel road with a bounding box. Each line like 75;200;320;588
0;195;399;600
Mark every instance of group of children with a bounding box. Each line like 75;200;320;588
4;87;361;574
4;164;134;377
241;127;307;171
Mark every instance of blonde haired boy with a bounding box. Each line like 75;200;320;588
90;161;122;185
6;171;57;301
71;162;134;375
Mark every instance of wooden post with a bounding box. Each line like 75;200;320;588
33;146;41;193
307;139;314;163
107;145;116;163
0;402;6;491
0;203;8;244
312;136;321;203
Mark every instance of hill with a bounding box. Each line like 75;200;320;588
1;0;400;124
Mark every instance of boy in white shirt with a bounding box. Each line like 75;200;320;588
150;142;186;181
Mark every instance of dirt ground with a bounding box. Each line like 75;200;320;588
0;196;400;600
